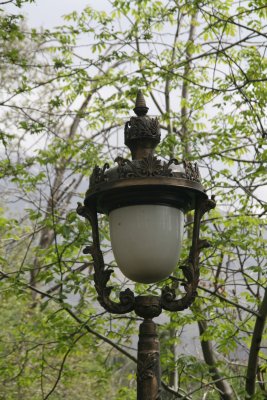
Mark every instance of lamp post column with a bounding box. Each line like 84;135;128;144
135;295;162;400
137;318;161;400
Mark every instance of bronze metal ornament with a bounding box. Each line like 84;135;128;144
77;90;216;399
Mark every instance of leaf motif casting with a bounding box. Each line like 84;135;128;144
137;353;159;381
115;155;179;179
183;160;201;182
90;163;110;187
140;154;162;176
125;116;160;142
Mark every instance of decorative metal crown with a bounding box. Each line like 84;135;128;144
89;156;201;189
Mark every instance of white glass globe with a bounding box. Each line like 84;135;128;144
109;205;184;283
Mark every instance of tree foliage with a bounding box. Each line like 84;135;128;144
0;0;267;398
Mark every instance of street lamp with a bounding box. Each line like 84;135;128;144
77;90;215;399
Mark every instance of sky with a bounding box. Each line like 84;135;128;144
19;0;109;28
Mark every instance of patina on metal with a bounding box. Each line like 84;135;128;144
77;90;216;400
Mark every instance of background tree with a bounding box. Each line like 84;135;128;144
0;0;266;399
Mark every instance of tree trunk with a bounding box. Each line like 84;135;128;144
198;319;234;400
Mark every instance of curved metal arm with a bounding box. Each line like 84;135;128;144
77;203;135;314
161;196;216;312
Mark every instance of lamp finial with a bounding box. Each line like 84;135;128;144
125;89;160;159
134;90;149;116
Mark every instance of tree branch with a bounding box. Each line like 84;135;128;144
198;318;234;400
246;287;267;398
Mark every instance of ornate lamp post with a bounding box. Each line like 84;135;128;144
77;90;215;399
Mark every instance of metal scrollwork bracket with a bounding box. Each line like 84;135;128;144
161;195;216;312
77;202;135;315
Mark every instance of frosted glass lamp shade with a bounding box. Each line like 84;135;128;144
109;205;184;284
